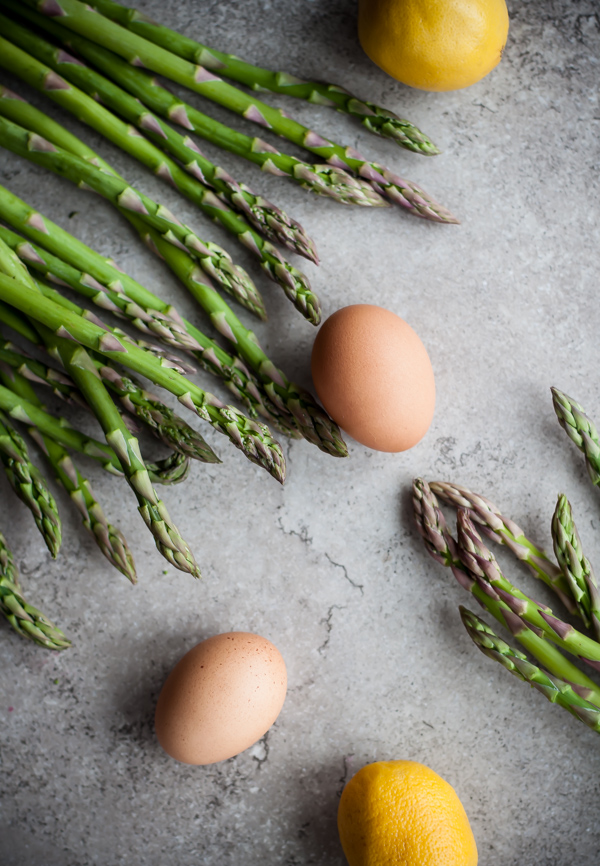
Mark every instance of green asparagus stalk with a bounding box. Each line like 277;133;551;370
20;0;455;221
0;529;70;649
0;274;287;482
460;606;600;733
0;5;319;264
456;508;600;673
139;225;348;457
0;27;320;324
551;387;600;486
13;3;384;208
552;494;600;641
0;221;199;354
0;359;137;581
0;336;220;464
0;188;297;432
0;110;266;321
429;480;575;614
0;408;61;557
85;0;440;156
412;478;600;703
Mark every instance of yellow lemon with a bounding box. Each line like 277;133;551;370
337;760;478;866
358;0;509;91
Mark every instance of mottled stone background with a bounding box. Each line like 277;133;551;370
1;1;599;863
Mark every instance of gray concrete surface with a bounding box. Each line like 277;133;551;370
1;0;599;863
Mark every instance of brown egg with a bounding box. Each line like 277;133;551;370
155;632;287;765
311;304;435;452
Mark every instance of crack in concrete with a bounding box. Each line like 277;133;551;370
276;516;313;547
325;552;363;595
318;604;345;655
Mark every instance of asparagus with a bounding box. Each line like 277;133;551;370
0;29;319;323
552;494;600;641
0;530;70;649
0;187;296;432
21;0;454;221
0;274;287;482
0;359;137;581
85;0;440;156
140;225;348;457
412;478;600;702
12;4;383;208
460;606;600;733
551;387;600;486
0;111;266;321
429;480;575;614
0;5;319;265
0;291;220;464
0;408;61;557
0;221;199;353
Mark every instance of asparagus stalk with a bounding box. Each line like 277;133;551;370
20;0;455;221
0;221;199;354
460;606;600;733
139;225;348;457
0;408;61;557
0;530;70;649
0;28;320;323
456;508;600;672
429;480;575;614
0;337;219;464
85;0;440;156
552;494;600;642
0;359;137;581
0;111;266;321
0;274;287;482
412;478;600;703
12;3;384;208
0;187;297;432
0;5;319;264
551;387;600;486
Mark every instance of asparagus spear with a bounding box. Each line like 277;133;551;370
0;28;319;323
551;387;600;486
460;606;600;733
0;5;319;264
0;187;298;432
429;480;574;614
0;112;267;321
0;274;287;482
412;478;600;703
139;225;348;457
85;0;440;156
20;0;454;221
552;494;600;642
12;3;384;208
0;336;220;464
0;359;137;581
0;408;61;557
0;530;70;649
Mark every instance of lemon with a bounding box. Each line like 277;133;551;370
337;760;478;866
358;0;509;91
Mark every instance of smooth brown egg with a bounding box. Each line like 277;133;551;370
311;304;435;452
155;632;287;765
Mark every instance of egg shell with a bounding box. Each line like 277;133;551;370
155;632;287;765
311;304;435;452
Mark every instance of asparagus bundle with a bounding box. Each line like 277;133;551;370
86;0;440;156
413;477;600;733
0;2;319;263
18;0;455;221
0;22;322;324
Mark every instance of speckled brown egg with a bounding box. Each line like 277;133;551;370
311;304;435;452
155;632;287;765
